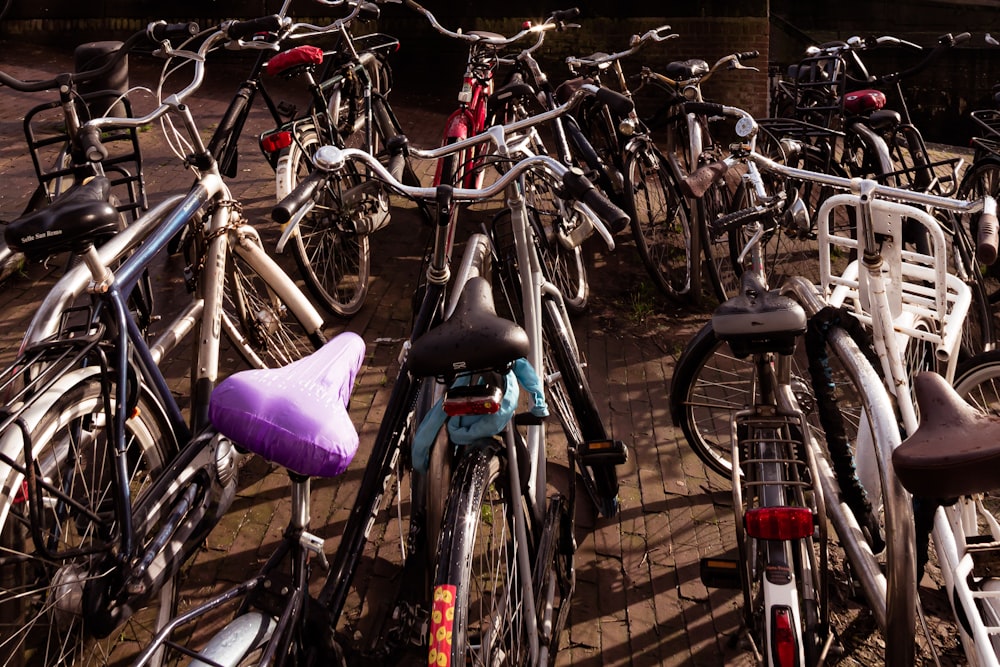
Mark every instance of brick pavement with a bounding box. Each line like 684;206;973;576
2;34;950;667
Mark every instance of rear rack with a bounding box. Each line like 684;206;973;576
24;91;147;221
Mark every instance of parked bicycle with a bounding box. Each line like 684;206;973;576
135;83;629;666
0;19;328;666
259;1;421;317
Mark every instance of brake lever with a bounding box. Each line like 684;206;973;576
152;41;205;62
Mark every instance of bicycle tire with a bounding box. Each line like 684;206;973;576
492;88;590;314
735;420;824;666
275;123;371;318
541;296;620;517
431;440;531;666
520;167;589;314
0;372;178;667
626;144;696;301
670;317;866;482
957;156;1000;305
223;233;326;368
491;211;619;517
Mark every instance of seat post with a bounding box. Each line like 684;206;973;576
289;473;311;532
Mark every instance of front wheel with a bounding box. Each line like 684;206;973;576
0;374;178;667
626;146;696;301
275;124;371;318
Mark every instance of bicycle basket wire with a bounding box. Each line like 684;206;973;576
817;193;971;363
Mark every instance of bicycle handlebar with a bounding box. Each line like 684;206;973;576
564;23;676;71
828;32;971;85
0;21;198;93
273;85;629;235
398;0;577;47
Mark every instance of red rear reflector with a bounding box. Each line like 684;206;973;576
745;507;814;540
772;606;798;667
14;480;28;504
443;397;502;417
261;131;293;154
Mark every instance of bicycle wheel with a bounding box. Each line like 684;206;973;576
541;296;620;517
275;123;371;317
491;211;619;516
670;318;866;482
493;89;590;314
224;234;325;368
626;144;695;300
735;426;824;666
957;156;1000;305
0;373;178;667
431;440;529;667
520;167;589;314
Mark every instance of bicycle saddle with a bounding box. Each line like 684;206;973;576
712;271;807;358
265;45;324;77
4;176;120;261
892;371;1000;498
664;59;709;80
209;332;365;479
407;276;529;378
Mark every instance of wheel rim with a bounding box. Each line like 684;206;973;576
0;382;173;667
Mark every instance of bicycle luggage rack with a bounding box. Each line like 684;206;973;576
24;92;147;221
817;192;971;366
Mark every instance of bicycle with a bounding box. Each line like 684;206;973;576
256;1;421;317
135;83;629;665
0;19;328;666
673;109;1000;664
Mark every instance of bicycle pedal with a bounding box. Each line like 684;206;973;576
578;439;628;466
699;557;742;589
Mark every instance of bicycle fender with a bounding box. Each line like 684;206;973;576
0;366;104;529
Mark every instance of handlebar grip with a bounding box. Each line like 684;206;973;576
226;15;283;40
386;134;409;182
683;101;725;116
595;87;634;117
551;7;580;22
148;21;200;41
978;199;999;265
273;170;326;224
562;168;629;232
710;205;772;238
78;125;109;162
737;50;760;61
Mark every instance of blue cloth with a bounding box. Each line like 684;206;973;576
411;358;548;472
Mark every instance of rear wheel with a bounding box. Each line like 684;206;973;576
0;375;177;667
432;441;528;666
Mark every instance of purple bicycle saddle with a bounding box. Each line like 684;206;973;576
209;332;366;478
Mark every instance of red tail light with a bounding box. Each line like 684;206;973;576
261;131;293;154
744;507;814;540
772;606;798;667
443;385;504;417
